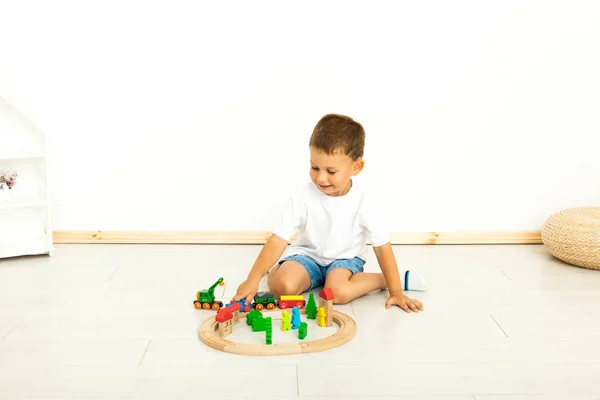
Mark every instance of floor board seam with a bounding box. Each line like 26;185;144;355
138;340;152;366
3;319;22;340
490;315;508;337
496;265;512;280
108;266;119;281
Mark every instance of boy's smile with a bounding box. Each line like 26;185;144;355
309;146;364;197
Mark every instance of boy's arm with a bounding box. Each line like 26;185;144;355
372;242;403;296
246;233;289;283
232;233;289;303
373;242;423;312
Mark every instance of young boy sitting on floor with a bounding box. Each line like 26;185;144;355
233;114;426;312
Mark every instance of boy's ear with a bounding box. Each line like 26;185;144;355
352;159;365;175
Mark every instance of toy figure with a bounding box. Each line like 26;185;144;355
317;306;326;327
291;307;301;330
281;310;291;331
299;322;307;339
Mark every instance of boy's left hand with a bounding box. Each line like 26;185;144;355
386;293;423;312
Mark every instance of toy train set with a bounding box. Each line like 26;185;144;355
193;277;306;312
195;277;356;356
197;286;347;355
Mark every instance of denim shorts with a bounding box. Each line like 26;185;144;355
277;254;365;291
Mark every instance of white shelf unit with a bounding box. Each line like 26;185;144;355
0;96;54;258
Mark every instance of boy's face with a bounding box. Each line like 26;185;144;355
309;146;364;197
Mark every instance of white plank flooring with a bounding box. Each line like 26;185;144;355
1;243;600;399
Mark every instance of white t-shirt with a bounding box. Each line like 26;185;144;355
272;179;390;266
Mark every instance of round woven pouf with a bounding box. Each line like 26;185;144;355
541;207;600;270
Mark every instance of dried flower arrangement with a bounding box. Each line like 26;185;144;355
0;169;18;190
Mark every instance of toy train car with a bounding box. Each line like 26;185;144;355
225;298;252;312
253;291;277;311
277;295;306;309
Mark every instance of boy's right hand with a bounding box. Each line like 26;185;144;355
232;279;260;306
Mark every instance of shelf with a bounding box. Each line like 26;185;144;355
0;198;50;210
0;154;45;161
0;95;52;259
0;239;53;259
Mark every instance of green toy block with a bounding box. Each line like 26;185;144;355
252;315;267;332
298;322;307;339
246;309;262;326
265;317;272;345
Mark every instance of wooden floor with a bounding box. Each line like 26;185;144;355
1;243;600;399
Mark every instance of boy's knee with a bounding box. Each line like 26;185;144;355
267;260;311;297
326;285;352;305
268;274;303;298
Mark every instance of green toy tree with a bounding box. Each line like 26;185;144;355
306;293;317;319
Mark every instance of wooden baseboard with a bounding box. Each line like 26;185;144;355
52;231;542;244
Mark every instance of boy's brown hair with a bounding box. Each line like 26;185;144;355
309;114;365;161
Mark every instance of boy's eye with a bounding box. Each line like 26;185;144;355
311;166;336;174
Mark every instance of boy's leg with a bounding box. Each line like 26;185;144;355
324;269;387;305
267;255;323;298
324;259;429;304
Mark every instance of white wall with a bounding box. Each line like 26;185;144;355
1;0;599;232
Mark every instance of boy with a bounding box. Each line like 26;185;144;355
233;114;425;313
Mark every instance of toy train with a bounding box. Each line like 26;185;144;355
193;277;306;312
224;291;306;312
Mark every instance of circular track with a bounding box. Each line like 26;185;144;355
198;310;356;356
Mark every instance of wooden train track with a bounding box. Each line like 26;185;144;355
197;309;356;356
